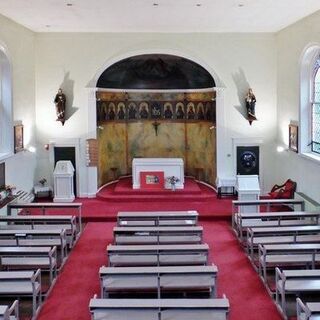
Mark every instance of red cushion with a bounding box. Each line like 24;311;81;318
269;191;281;199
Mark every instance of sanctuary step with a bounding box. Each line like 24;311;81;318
97;177;217;202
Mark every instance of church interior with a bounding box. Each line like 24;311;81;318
0;1;320;319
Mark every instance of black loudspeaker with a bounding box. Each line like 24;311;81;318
236;146;259;175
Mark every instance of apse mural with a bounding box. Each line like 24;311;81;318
96;54;217;187
97;91;217;187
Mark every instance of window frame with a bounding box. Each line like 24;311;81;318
299;44;320;162
311;60;320;154
0;43;13;161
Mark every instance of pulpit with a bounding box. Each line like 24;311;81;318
236;174;260;213
53;160;75;202
132;158;184;189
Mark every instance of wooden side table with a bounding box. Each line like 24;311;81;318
34;185;53;198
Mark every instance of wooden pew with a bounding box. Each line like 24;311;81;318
296;298;320;320
0;246;57;284
0;300;19;320
234;211;320;241
258;243;320;291
232;199;305;220
246;225;320;259
107;244;209;267
117;211;198;226
0;215;77;248
7;202;82;233
89;298;230;320
113;226;203;245
275;268;320;319
99;265;218;298
0;270;41;318
0;229;67;262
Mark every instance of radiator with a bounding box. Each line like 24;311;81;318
295;192;320;212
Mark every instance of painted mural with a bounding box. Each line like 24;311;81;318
97;91;216;187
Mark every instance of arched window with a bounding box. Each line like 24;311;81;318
0;45;13;160
312;57;320;154
300;44;320;160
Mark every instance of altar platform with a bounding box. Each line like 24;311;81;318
114;176;201;195
98;177;208;201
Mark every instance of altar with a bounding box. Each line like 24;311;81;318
132;158;185;190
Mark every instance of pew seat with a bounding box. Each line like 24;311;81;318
89;298;230;320
100;265;217;298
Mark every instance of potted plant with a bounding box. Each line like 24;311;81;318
38;178;47;186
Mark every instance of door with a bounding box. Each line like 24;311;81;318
54;147;77;196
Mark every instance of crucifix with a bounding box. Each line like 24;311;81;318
152;121;160;136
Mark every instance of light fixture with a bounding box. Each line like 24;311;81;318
153;3;159;6
44;144;49;151
26;146;36;153
276;145;288;153
196;3;202;7
238;3;244;7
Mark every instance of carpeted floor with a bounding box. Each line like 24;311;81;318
32;179;234;221
37;220;282;320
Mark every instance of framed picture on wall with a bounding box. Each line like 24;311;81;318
289;124;298;153
14;124;24;153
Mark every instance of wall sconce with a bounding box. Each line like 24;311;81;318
276;145;288;153
26;145;36;153
44;144;49;151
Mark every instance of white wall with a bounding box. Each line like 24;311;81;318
276;11;320;202
0;14;36;193
35;32;277;196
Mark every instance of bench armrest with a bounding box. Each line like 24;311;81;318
8;300;19;319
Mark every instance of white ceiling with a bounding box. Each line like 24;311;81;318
0;0;319;33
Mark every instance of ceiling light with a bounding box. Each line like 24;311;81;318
196;4;202;7
45;25;51;28
153;3;159;6
238;3;244;7
66;3;73;6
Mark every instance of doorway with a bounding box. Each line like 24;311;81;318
54;147;77;196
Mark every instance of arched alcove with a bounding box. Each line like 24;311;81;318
95;54;217;187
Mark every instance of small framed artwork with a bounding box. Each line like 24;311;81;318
14;124;24;153
289;124;298;153
140;171;164;190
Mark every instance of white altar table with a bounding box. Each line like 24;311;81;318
132;158;184;189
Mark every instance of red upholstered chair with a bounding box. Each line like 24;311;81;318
269;179;297;199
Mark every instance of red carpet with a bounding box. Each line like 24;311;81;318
37;221;281;320
30;179;234;221
37;222;114;320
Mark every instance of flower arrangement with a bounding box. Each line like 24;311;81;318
38;178;47;186
166;176;180;191
5;185;16;197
